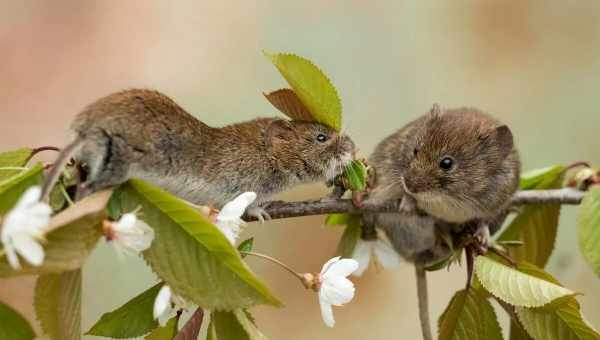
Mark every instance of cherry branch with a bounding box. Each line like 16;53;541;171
244;188;585;222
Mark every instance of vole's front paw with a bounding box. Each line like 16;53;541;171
473;223;491;254
246;206;271;224
399;196;417;213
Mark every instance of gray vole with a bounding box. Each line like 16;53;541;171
364;104;520;264
42;89;355;219
363;104;520;340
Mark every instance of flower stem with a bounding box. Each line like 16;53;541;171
60;184;74;206
240;251;304;281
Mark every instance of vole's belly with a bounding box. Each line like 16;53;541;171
376;212;451;265
130;168;237;208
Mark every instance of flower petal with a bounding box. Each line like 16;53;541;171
320;256;341;275
319;299;335;328
322;258;359;279
12;234;44;266
217;192;257;221
115;213;138;231
14;186;42;210
3;241;21;270
320;276;355;306
374;239;401;270
153;285;172;320
351;240;373;277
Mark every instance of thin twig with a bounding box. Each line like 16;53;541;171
243;188;585;222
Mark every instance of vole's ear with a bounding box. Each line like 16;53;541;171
430;104;442;117
427;104;442;122
265;119;296;146
494;125;514;158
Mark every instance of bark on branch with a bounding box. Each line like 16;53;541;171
245;188;585;222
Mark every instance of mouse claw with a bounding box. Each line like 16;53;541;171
399;195;416;213
247;206;271;224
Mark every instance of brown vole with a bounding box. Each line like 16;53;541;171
42;89;355;220
364;104;520;263
363;105;520;340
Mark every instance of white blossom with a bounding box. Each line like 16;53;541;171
103;211;154;255
318;256;359;328
215;192;257;244
351;238;401;277
0;186;50;269
153;285;187;326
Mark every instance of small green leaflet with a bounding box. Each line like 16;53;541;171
325;213;352;227
207;310;267;340
238;238;254;258
264;52;342;131
86;283;162;338
335;215;363;258
474;256;574;308
119;179;282;310
0;148;33;182
438;289;503;340
34;269;82;340
577;186;600;278
0;301;35;340
344;160;367;191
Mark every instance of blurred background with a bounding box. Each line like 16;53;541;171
1;1;600;339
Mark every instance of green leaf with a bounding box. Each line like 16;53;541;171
119;179;282;310
0;148;33;182
475;256;574;307
577;186;600;278
86;283;162;338
238;238;254;258
438;289;503;340
34;269;82;340
325;213;352;226
0;163;43;214
335;216;362;258
344;160;367;191
264;52;342;131
520;165;565;190
498;171;563;267
145;316;178;340
207;310;267;340
517;299;600;340
0;190;110;277
0;301;35;340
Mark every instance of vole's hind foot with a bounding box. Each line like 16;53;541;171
247;206;271;224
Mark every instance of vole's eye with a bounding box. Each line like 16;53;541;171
439;157;454;170
316;133;328;143
413;144;421;157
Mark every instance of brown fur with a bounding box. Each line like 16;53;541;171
48;89;355;210
364;105;520;264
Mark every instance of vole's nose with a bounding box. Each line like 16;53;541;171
338;134;356;154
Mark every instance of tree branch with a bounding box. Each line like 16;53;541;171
245;188;585;222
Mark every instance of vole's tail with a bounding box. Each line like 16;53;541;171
416;264;433;340
41;138;84;202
